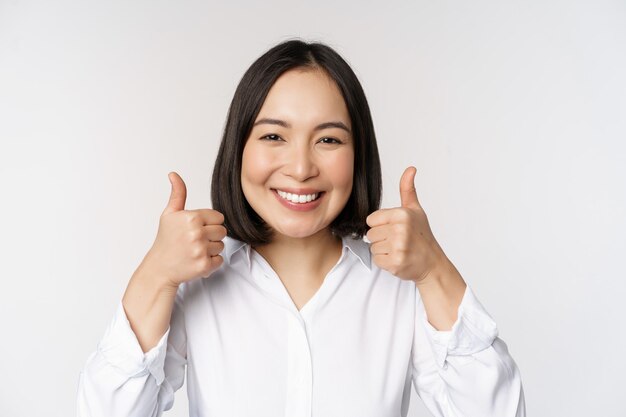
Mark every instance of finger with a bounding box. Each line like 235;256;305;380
189;208;225;226
366;208;396;227
399;166;421;210
163;172;187;215
204;254;224;276
210;255;224;266
371;253;393;271
369;240;392;256
206;240;225;256
366;224;393;243
203;224;228;241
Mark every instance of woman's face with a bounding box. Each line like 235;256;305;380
241;68;354;240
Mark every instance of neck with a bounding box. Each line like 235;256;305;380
252;228;343;281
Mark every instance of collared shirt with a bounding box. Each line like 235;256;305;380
77;235;525;417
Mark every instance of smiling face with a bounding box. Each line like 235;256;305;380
241;67;354;241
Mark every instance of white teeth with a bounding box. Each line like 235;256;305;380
276;190;319;203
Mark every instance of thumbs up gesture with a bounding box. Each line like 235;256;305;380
142;172;228;288
366;166;450;284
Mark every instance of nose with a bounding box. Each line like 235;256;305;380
284;142;319;182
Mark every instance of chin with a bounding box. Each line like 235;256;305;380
272;223;327;239
276;229;318;239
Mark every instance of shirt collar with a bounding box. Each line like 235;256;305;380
223;235;249;265
342;234;372;270
222;234;371;271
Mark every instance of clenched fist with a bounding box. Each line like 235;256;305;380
142;171;227;287
366;166;449;284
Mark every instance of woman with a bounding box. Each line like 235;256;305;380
77;39;525;416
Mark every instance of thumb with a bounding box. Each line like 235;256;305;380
163;171;187;215
400;166;421;209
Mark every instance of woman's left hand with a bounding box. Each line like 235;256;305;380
365;166;451;283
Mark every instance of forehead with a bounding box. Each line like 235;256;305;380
256;68;351;129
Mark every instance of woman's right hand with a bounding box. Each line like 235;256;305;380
141;171;227;288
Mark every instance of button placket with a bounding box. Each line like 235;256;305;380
285;313;313;417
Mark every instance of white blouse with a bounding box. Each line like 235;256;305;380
77;235;525;417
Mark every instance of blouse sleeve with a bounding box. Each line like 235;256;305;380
411;284;526;416
76;285;187;417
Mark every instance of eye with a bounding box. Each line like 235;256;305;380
319;137;343;144
260;134;283;141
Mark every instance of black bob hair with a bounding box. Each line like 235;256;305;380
210;38;382;246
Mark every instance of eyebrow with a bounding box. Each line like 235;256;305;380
253;118;352;134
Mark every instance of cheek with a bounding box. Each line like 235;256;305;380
242;144;274;184
326;150;354;190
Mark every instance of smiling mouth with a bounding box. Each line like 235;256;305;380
273;189;324;204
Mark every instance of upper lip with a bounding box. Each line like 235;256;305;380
272;187;323;195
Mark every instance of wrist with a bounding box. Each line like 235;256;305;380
132;258;180;294
414;260;467;331
417;257;450;283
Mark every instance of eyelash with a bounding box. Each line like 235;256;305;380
260;134;343;144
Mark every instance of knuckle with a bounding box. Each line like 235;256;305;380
198;257;212;272
397;208;411;222
185;212;199;224
187;229;202;242
190;245;204;259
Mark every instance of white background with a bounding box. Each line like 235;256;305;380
1;1;625;416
